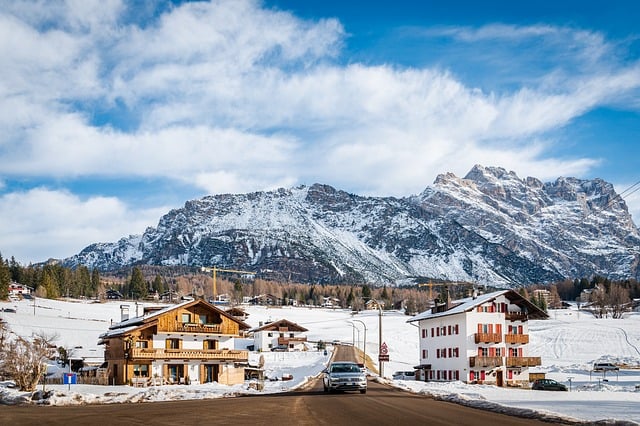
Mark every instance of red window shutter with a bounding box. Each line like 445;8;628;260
455;324;459;334
477;347;482;357
480;370;486;380
477;323;482;334
518;325;523;334
496;324;502;334
437;327;440;336
508;370;513;379
431;328;434;337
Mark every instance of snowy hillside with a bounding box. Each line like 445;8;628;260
1;297;639;424
62;165;640;287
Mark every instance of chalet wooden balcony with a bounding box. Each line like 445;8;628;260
505;334;529;344
505;312;528;322
469;356;503;368
172;322;239;336
474;332;502;344
130;348;248;362
278;336;307;345
505;356;541;367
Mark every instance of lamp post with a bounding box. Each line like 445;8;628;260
349;322;360;348
352;319;367;367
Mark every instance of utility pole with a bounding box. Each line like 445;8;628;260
378;303;383;377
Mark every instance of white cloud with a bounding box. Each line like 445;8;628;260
0;0;639;262
0;188;166;264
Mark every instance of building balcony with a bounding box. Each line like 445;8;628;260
130;348;248;362
505;312;528;322
474;332;502;344
505;356;541;367
505;334;529;344
469;356;503;368
171;322;240;336
278;336;307;345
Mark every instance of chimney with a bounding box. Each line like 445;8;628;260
135;302;141;317
120;304;129;322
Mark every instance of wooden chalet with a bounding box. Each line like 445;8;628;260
251;319;308;351
99;299;251;386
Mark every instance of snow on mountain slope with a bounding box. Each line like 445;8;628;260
63;166;640;287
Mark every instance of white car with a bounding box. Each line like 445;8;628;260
323;362;367;394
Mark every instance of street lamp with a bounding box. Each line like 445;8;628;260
352;319;367;367
348;322;360;348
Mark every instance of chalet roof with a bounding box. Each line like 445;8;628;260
226;307;248;317
250;318;308;333
99;299;251;340
407;289;549;323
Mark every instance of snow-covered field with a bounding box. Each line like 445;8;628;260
1;297;639;424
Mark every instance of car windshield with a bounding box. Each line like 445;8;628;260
331;364;360;373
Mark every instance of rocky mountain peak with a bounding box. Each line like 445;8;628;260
62;166;640;287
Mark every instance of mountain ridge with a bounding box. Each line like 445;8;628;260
62;165;640;287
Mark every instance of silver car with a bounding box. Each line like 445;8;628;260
323;362;367;394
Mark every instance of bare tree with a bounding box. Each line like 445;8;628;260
609;284;631;319
2;332;58;391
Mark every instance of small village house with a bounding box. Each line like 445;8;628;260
99;299;250;386
250;319;308;351
408;289;548;387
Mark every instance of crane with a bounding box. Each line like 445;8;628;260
201;266;256;301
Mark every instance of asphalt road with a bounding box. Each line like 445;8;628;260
0;347;556;426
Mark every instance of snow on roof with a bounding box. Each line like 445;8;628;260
407;289;548;322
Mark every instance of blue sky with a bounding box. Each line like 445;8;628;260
1;0;639;264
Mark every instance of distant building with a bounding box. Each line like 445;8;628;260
250;319;308;351
105;289;124;300
9;282;32;296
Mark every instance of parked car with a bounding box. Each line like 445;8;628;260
531;379;567;391
271;345;288;352
593;362;619;372
392;371;416;380
323;361;367;394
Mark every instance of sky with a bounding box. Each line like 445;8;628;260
1;297;639;424
1;0;640;265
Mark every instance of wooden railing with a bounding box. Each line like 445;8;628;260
469;356;503;368
505;334;529;344
130;348;248;361
474;332;502;343
175;323;224;334
505;312;528;321
505;356;541;367
278;336;307;345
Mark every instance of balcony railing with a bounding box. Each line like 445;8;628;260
469;356;503;368
130;348;248;361
278;336;307;345
474;332;502;344
505;312;528;321
505;356;541;367
505;334;529;344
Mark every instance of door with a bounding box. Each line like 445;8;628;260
205;364;219;383
496;370;504;387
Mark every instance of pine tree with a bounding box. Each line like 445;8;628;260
0;254;10;300
129;267;147;299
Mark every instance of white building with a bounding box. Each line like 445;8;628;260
250;319;308;351
407;290;548;387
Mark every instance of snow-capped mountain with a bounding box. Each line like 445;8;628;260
63;165;640;287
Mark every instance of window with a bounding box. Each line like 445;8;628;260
422;329;427;338
133;364;149;377
166;338;180;349
431;328;435;337
289;333;294;338
199;314;207;324
448;348;452;358
267;332;273;337
447;325;452;335
454;324;459;335
135;340;148;348
453;347;459;358
204;339;218;350
454;370;459;380
422;349;427;359
181;313;191;323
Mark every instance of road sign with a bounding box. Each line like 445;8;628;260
379;354;389;362
380;342;388;355
63;373;77;385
